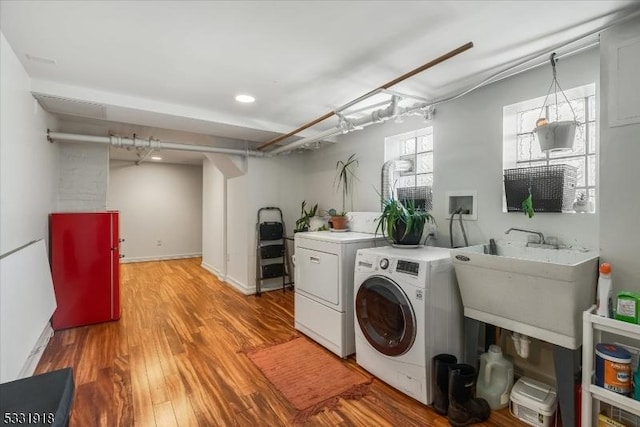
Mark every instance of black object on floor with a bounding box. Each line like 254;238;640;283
432;353;458;415
0;367;74;426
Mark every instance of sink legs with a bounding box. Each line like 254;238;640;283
463;317;481;365
553;345;579;427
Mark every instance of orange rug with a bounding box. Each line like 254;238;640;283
246;337;372;422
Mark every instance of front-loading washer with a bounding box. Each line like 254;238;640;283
353;246;463;405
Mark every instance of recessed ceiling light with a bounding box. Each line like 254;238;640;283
235;94;255;103
151;156;162;161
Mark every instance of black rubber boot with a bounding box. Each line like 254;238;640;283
432;353;457;415
447;364;491;427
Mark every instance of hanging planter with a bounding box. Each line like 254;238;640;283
535;120;577;151
533;53;579;153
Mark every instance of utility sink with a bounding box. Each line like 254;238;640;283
450;240;599;349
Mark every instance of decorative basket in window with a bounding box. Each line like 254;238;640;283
504;165;577;213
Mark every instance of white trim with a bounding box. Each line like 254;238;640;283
120;253;201;263
201;261;226;282
17;323;53;380
607;35;640;127
225;275;253;295
201;264;283;295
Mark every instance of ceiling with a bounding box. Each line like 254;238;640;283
2;1;639;163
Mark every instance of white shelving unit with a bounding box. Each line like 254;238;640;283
582;305;640;426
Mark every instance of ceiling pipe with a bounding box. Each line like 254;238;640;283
269;96;432;155
256;41;474;151
47;131;269;158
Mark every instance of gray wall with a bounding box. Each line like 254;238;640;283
108;160;203;262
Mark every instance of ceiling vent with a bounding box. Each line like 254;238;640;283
32;93;107;119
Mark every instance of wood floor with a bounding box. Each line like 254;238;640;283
36;258;531;426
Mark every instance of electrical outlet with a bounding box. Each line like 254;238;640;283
157;240;162;246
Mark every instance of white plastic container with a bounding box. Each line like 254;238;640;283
596;263;612;317
476;345;514;409
509;377;557;427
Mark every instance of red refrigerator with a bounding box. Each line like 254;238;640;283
49;211;121;330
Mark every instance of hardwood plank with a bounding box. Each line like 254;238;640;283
129;344;156;426
164;374;199;427
153;401;178;427
35;257;537;426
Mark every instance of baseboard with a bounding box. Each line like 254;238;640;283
200;264;283;296
121;253;202;263
18;323;53;380
225;275;254;295
201;261;226;282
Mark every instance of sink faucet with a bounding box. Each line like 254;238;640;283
505;228;545;245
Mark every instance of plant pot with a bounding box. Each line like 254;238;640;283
391;221;423;245
331;215;348;230
534;121;577;152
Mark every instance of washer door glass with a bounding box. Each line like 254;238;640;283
355;275;416;356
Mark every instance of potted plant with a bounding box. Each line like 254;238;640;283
333;154;359;229
327;208;348;230
376;197;435;246
294;200;318;233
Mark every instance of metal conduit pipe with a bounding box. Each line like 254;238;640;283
380;159;414;208
47;131;268;157
269;96;431;155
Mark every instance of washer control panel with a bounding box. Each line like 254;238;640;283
397;259;420;276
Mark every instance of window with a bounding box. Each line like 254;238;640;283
384;127;433;210
503;84;596;212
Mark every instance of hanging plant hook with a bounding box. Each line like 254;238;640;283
549;52;558;80
536;52;578;124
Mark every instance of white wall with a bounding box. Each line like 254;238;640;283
226;169;249;289
245;154;305;293
108;160;203;262
599;17;640;294
0;32;59;254
201;153;304;294
202;156;226;280
0;32;59;381
57;141;109;211
304;47;600;250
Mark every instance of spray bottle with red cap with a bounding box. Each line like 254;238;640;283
596;262;613;317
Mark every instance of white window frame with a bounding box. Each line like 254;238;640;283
503;83;597;213
384;127;434;210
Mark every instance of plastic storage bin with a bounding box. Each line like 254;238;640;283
510;377;557;427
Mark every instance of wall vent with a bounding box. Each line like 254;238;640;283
32;93;107;119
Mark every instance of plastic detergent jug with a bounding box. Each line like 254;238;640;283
476;345;514;409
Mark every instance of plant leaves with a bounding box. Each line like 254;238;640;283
522;190;534;218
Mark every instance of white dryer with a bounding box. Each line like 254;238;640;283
353;246;463;405
294;213;385;358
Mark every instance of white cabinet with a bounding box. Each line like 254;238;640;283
581;305;640;426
